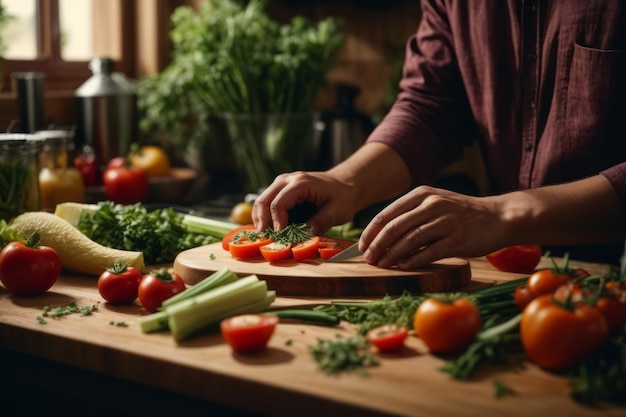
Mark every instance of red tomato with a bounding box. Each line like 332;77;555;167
103;165;149;205
97;262;143;304
222;224;256;251
366;324;409;352
318;237;346;260
291;236;320;261
259;242;292;262
0;234;61;295
229;232;273;259
220;314;279;353
73;146;101;187
595;295;626;335
520;294;609;371
513;284;536;310
486;245;542;274
413;296;482;353
527;268;577;298
106;156;127;170
138;269;186;313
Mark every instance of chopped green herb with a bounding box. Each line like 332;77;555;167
110;321;129;327
36;316;47;324
210;253;216;260
285;339;293;346
494;379;516;398
42;301;99;318
309;334;379;376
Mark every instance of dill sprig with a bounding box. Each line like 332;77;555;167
270;223;314;245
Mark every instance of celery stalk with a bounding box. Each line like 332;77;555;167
139;310;169;333
182;214;237;238
166;276;269;341
161;267;238;308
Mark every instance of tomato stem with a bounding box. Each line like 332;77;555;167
25;232;41;248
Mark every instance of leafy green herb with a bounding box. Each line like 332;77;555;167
285;339;293;346
309;334;379;376
138;0;344;148
315;291;424;335
110;321;129;327
270;223;314;245
36;316;47;325
0;219;24;249
76;202;219;264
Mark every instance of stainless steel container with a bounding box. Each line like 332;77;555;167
75;57;137;164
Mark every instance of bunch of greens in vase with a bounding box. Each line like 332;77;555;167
138;0;344;191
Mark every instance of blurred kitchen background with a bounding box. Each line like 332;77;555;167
0;0;487;215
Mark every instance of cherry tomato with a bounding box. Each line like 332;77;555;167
97;262;143;304
513;284;536;310
413;296;481;354
366;324;409;352
73;145;101;186
130;145;171;177
527;268;577;298
259;242;292;262
291;236;320;261
138;268;186;313
220;314;279;353
595;295;626;335
0;233;61;295
222;224;256;251
103;165;149;205
520;294;609;371
486;245;542;274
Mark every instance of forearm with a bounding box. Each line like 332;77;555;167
328;142;412;212
496;175;626;246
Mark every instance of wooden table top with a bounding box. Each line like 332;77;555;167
1;256;623;417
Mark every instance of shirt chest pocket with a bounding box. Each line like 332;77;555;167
566;44;626;137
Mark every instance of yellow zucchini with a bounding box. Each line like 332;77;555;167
10;211;145;276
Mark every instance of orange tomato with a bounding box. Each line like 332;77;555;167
260;242;292;262
520;294;609;371
413;296;481;353
130;145;171;177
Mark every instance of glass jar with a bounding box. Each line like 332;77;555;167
0;134;42;221
36;129;85;212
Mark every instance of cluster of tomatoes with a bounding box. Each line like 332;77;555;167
74;144;171;205
97;263;186;313
222;224;346;261
516;266;626;371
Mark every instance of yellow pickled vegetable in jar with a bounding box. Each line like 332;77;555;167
36;129;85;212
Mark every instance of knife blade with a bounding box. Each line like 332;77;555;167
327;242;362;261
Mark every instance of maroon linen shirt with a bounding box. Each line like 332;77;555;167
367;0;626;264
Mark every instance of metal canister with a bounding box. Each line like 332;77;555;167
0;134;42;221
74;57;137;165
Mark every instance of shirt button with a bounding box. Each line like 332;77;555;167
525;142;533;151
530;102;536;109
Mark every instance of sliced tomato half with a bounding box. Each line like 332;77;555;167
291;236;320;261
366;324;409;352
260;242;293;262
229;233;273;259
220;314;279;353
222;224;256;251
318;237;345;260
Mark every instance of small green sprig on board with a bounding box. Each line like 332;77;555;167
309;334;379;376
314;291;425;335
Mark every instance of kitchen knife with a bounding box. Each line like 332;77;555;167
327;241;362;261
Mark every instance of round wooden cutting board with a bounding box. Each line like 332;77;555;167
173;242;472;297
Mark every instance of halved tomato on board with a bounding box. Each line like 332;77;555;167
318;237;346;260
486;245;542;274
366;324;408;352
260;242;293;262
291;236;320;261
229;232;273;259
220;314;279;353
222;224;256;251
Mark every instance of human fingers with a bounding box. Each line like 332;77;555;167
359;186;435;257
252;172;299;231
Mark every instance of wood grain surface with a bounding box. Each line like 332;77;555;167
173;242;472;296
0;257;621;417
